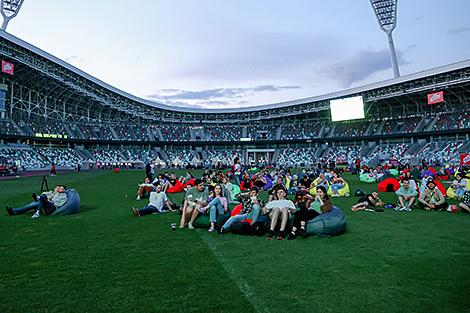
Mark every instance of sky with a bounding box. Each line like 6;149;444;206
4;0;470;109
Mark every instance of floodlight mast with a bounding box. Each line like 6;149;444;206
370;0;400;78
1;0;24;31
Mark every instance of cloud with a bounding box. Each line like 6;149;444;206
146;84;302;109
319;49;409;88
65;55;86;63
447;27;470;36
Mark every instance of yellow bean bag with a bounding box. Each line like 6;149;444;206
308;178;330;196
327;182;350;197
446;187;456;199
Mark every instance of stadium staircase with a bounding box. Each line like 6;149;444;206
109;126;119;140
271;149;280;164
63;124;76;139
154;128;164;141
189;129;197;141
415;116;434;132
74;146;94;161
191;149;202;162
326;125;336;138
318;144;329;158
460;141;470;152
8;119;25;136
72;125;86;140
407;139;427;156
242;126;247;138
275;126;282;140
17;120;34;136
157;149;168;162
317;125;326;138
147;128;155;141
425;116;440;131
360;142;376;157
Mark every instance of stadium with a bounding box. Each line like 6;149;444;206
1;1;469;313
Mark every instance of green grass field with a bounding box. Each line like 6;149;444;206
1;170;469;313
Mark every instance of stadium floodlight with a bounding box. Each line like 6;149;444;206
370;0;400;78
1;0;24;31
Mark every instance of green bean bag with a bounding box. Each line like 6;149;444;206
193;211;231;228
359;173;376;183
306;206;346;237
390;169;399;177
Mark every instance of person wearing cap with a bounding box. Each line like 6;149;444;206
394;178;418;212
268;176;287;201
288;187;332;239
418;179;448;211
179;178;208;229
220;186;264;234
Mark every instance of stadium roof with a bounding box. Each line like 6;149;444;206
1;29;470;114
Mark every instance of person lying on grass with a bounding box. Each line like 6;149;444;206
263;188;296;240
220;186;264;234
351;191;384;212
198;184;228;232
288;186;332;240
132;184;175;217
6;185;68;219
418;179;448;211
394;178;418;212
179;179;208;229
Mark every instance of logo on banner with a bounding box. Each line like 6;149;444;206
1;60;14;75
461;153;470;165
427;91;444;105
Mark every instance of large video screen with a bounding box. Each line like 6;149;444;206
330;96;365;122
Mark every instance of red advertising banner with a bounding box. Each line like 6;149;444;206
1;60;14;75
460;153;470;166
427;91;444;105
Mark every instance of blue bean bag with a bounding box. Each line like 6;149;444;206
263;176;273;190
306;206;347;237
51;189;80;215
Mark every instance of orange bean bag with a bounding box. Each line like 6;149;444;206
167;180;184;193
231;203;243;216
182;178;195;189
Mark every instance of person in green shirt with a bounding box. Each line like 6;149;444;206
179;179;208;229
395;178;418;212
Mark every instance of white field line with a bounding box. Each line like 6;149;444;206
199;232;269;313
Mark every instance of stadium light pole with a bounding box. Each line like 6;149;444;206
370;0;400;78
1;0;24;31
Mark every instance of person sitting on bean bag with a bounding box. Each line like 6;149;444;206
268;176;287;201
288;186;332;240
6;185;68;219
179;179;208;229
198;184;228;232
220;186;264;234
136;177;155;200
351;191;384;212
263;189;297;240
330;171;346;197
418;179;448;211
449;173;467;200
394;178;418;212
459;190;470;213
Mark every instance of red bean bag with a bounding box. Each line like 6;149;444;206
240;180;253;191
378;178;400;192
434;180;446;196
231;203;243;216
182;178;195;189
167;180;184;193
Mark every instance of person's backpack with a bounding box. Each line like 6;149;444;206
354;189;366;197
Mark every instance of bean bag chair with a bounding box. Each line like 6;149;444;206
51;189;80;215
446;187;456;199
420;170;435;179
263;176;273;190
389;169;399;177
434;180;446;196
378;178;400;192
377;173;394;183
306;206;347;237
437;173;450;181
247;167;258;173
182;178;195;189
193;211;231;228
167;180;184;193
239;180;253;191
230;203;243;216
327;182;350;197
359;173;376;183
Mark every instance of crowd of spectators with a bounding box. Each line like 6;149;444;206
0;146;49;169
34;147;84;168
205;126;242;141
0;119;21;136
160;126;192;141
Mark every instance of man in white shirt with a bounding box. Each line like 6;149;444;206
132;185;174;217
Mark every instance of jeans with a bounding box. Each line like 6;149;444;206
207;197;225;223
138;205;160;216
222;204;261;230
12;195;55;215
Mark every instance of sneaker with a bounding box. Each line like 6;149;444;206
298;227;306;237
31;211;40;219
403;207;412;212
188;222;195;230
131;207;140;217
266;230;274;240
277;232;285;240
208;227;215;232
6;206;14;216
136;196;141;201
393;206;402;212
32;193;38;201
